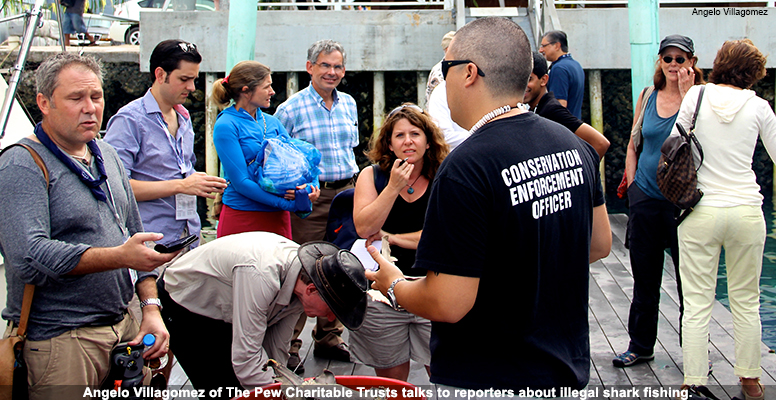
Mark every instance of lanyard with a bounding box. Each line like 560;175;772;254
72;158;129;240
156;113;190;176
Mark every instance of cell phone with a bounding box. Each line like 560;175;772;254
154;234;198;253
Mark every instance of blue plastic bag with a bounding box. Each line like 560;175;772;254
256;137;321;218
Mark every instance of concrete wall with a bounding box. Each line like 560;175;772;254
140;10;456;73
558;7;776;69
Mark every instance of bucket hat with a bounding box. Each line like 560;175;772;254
297;241;368;330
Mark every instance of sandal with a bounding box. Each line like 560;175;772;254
740;379;764;400
612;350;654;367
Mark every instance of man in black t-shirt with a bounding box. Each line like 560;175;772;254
524;51;609;159
365;17;612;393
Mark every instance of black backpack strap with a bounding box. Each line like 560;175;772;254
688;86;705;170
372;164;389;194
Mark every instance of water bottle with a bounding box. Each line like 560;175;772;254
142;333;168;371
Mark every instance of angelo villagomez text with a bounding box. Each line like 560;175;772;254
692;7;768;17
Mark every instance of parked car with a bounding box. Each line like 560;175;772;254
109;0;215;45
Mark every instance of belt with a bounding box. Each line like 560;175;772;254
320;177;353;190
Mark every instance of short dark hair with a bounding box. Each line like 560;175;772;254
531;51;548;78
452;17;532;98
542;31;568;53
149;39;202;82
708;39;767;89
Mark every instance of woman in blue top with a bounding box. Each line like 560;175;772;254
614;35;705;368
212;61;320;239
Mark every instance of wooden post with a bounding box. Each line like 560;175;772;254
417;71;426;109
589;69;605;194
287;72;298;98
373;72;385;135
204;72;219;227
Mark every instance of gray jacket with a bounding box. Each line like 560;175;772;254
0;137;155;341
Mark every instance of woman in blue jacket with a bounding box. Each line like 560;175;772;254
212;61;320;239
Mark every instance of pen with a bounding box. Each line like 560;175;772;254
399;158;408;166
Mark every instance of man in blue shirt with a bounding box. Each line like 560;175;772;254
539;30;586;120
105;39;226;249
275;39;359;368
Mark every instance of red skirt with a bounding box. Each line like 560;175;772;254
216;204;292;240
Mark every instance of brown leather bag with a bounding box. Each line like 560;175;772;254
656;86;705;224
0;143;46;400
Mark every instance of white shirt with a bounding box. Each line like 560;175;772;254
671;83;776;207
163;232;304;388
427;81;470;150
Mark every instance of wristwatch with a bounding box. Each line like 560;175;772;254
139;298;163;311
386;278;406;311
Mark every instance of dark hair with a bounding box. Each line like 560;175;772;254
652;43;705;90
542;31;568;53
531;51;548;78
452;17;532;98
366;103;449;181
149;39;202;82
211;61;271;109
708;39;767;89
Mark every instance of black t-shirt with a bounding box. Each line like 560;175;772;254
534;91;584;134
415;112;604;391
381;184;430;274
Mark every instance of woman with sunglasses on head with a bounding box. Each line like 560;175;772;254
349;103;449;381
614;35;705;368
675;39;776;400
211;61;320;239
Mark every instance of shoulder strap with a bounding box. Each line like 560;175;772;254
0;142;44;336
639;86;655;128
372;164;389;194
0;143;49;186
688;86;706;170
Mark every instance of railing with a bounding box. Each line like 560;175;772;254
553;0;774;7
257;0;452;11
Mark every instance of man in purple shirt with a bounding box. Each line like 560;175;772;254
105;40;226;248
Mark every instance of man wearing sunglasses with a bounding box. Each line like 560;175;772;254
105;40;226;253
539;30;585;120
365;17;611;393
275;39;359;369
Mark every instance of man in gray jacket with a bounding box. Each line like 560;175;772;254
0;53;177;399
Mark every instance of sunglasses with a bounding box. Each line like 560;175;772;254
388;104;423;118
442;60;486;80
178;42;197;53
662;56;686;64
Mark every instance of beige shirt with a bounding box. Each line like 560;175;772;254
163;232;304;388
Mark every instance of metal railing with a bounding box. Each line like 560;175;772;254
258;0;451;11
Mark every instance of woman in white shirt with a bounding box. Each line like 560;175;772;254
675;39;776;400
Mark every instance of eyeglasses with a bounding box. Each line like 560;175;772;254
314;62;345;73
178;42;197;53
441;60;486;80
662;56;686;64
539;42;555;48
388;104;423;118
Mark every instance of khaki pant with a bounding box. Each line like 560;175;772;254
3;312;142;400
678;205;764;385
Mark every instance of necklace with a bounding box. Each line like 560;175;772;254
69;146;91;165
259;110;267;135
469;105;512;135
407;175;422;194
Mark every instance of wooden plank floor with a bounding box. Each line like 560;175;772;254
162;213;776;399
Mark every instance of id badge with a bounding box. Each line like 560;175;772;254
175;194;197;220
129;269;138;286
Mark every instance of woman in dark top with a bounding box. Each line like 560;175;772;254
350;103;448;381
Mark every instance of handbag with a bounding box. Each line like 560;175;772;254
617;86;655;200
0;143;46;400
656;86;706;224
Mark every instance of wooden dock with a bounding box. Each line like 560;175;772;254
6;213;767;399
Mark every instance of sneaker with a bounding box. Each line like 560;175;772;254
313;342;351;362
287;339;305;375
612;350;654;367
